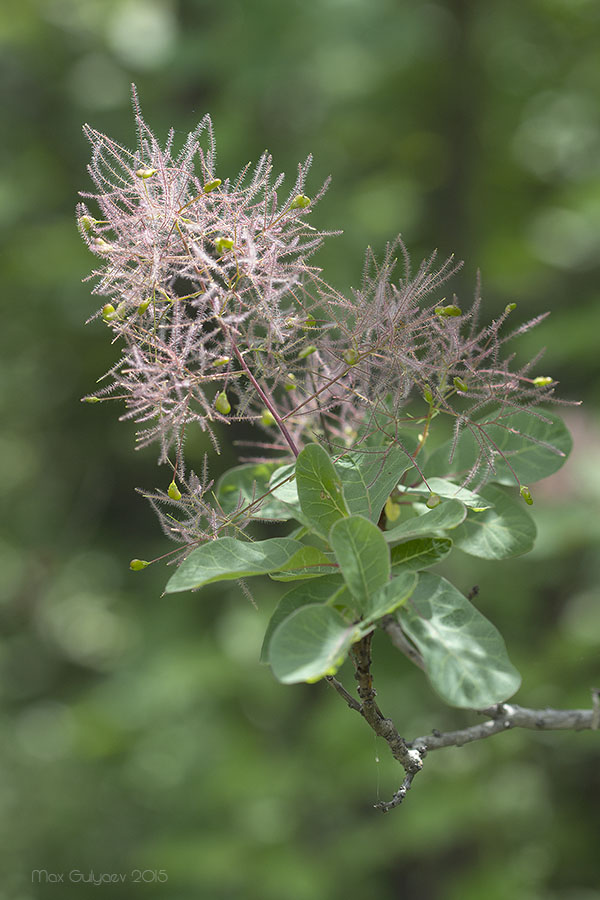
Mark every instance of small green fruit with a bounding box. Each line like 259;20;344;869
435;304;462;317
533;376;553;387
261;409;276;426
92;238;112;254
423;385;433;404
505;302;517;313
212;356;230;367
290;194;311;210
102;303;117;322
453;376;468;392
298;345;317;359
385;496;401;522
214;236;234;254
215;391;231;414
284;373;296;391
168;481;182;501
84;396;101;403
342;348;359;365
137;299;151;315
426;493;442;509
520;485;533;505
79;215;96;232
130;559;150;571
135;167;157;178
203;178;222;193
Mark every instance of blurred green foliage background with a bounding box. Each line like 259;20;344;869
1;0;599;897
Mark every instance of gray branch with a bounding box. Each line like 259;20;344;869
410;691;600;752
327;656;599;813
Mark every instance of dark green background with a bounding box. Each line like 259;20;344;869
2;1;599;898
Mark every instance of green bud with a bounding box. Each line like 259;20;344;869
203;178;222;193
426;493;442;509
284;373;296;391
453;376;468;392
168;481;182;501
342;348;359;365
435;304;462;317
261;409;276;426
79;215;96;232
385;496;401;522
135;167;157;178
298;345;317;359
102;303;117;322
212;356;230;367
423;385;433;404
130;559;150;571
84;396;101;403
505;302;517;313
137;299;151;315
533;376;553;387
290;194;311;210
92;238;112;254
215;391;232;414
520;485;533;505
214;236;235;254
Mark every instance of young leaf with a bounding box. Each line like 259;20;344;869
384;499;467;545
390;537;453;572
329;515;391;614
269;604;362;684
364;570;417;623
295;444;349;538
335;445;411;521
425;408;572;486
260;575;347;662
398;573;522;708
164;537;304;593
451;484;536;559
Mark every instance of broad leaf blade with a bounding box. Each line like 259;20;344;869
260;575;346;662
165;537;304;593
364;570;417;623
335;445;411;521
269;545;337;581
404;478;493;510
269;604;361;684
296;444;349;538
390;537;453;572
329;515;391;614
452;484;536;559
425;408;572;486
384;499;467;544
398;573;522;708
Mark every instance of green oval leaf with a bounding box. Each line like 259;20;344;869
365;570;417;623
164;537;304;593
296;444;349;538
329;515;391;614
425;408;572;486
384;498;467;545
398;573;522;708
269;545;337;581
335;445;411;521
452;483;536;559
260;575;347;663
269;604;361;684
403;477;494;510
390;537;453;572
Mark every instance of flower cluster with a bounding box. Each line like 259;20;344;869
80;90;560;547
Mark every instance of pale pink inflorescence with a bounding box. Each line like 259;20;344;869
79;89;558;548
